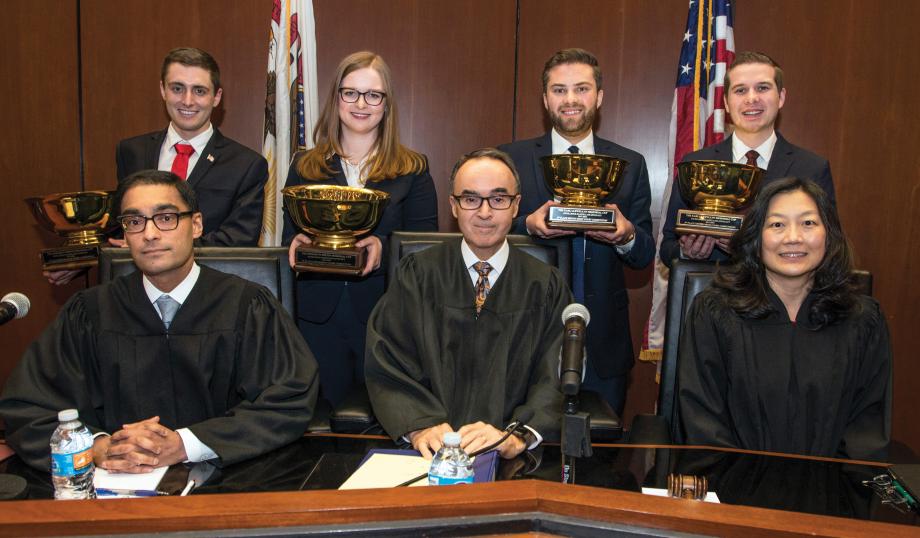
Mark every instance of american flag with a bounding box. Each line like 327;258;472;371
260;0;319;246
641;0;735;362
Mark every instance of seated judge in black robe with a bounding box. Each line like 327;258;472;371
675;177;891;461
366;149;569;460
0;171;318;472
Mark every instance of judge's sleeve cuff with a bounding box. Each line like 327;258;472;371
523;425;543;449
177;428;218;463
91;431;110;440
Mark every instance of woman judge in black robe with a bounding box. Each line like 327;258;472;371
283;52;438;408
675;177;891;461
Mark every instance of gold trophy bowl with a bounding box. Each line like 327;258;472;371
283;185;390;274
540;153;627;229
675;160;764;238
25;191;117;270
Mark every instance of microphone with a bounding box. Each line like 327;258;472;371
0;293;30;326
560;303;589;396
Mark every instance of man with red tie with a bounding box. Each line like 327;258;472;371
115;47;267;248
658;51;836;267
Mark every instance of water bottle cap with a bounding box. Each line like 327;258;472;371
442;432;461;445
57;409;78;422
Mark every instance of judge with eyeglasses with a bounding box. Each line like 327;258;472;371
366;148;570;460
0;170;318;473
282;51;437;409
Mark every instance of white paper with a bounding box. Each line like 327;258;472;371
94;466;168;497
642;486;720;503
339;453;432;490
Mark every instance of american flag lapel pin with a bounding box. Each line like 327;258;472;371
207;154;215;162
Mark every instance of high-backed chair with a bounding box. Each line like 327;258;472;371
628;260;874;444
98;247;295;316
332;231;623;440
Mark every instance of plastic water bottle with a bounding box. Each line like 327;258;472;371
50;409;96;499
428;432;474;485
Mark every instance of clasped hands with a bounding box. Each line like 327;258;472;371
678;233;731;259
408;422;526;460
92;416;187;473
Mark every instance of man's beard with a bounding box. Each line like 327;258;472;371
550;105;597;137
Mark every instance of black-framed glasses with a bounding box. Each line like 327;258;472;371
117;212;195;233
338;87;386;106
451;194;519;210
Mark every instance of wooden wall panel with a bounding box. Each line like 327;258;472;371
313;0;517;232
0;1;82;383
79;0;272;191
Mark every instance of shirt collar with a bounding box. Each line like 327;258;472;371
166;123;214;155
551;129;594;155
731;130;777;167
143;262;201;305
461;239;510;279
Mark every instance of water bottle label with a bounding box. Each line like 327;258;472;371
429;475;474;486
51;448;93;477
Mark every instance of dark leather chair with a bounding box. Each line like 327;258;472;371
98;247;295;316
332;231;622;440
629;261;874;444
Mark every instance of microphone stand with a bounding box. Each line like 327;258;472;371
561;393;592;484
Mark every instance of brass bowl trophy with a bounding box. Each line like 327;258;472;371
675;160;763;237
283;185;390;275
25;191;117;270
540;154;627;229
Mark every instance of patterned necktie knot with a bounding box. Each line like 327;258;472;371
473;261;493;315
744;149;759;167
567;145;580;154
156;294;180;330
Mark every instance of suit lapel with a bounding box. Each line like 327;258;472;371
328;155;349;187
765;134;795;179
710;137;731;159
186;128;221;187
146;130;166;169
531;133;554;198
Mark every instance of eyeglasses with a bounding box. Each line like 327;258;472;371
117;212;195;233
338;87;386;106
451;194;519;210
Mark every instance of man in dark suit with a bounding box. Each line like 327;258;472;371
498;49;655;415
659;51;835;267
46;47;268;286
115;47;267;247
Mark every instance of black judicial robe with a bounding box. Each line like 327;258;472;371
675;287;891;461
0;266;319;470
365;241;570;441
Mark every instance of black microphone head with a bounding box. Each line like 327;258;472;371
1;293;29;320
561;303;589;326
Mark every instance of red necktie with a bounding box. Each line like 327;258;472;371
171;143;195;180
744;149;760;167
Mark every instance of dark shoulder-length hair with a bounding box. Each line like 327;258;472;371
295;51;426;181
713;177;856;328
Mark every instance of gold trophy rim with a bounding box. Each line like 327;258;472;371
282;184;390;251
25;190;117;245
540;153;628;207
676;160;764;214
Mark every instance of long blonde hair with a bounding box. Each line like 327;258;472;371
296;51;426;181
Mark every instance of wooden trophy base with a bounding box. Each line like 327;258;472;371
675;209;743;238
547;205;617;231
40;245;101;271
294;245;365;275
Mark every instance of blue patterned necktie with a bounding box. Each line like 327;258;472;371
156;294;180;330
568;145;586;303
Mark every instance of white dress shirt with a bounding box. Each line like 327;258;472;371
157;123;214;177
